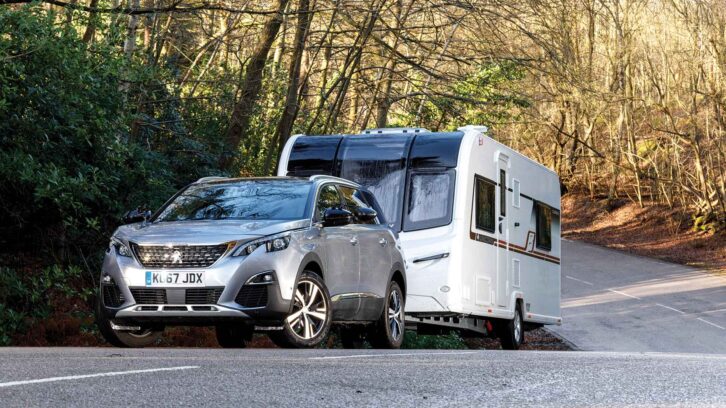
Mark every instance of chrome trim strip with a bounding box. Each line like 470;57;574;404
331;292;382;302
412;253;450;263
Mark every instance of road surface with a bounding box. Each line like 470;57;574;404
551;240;726;353
0;348;724;407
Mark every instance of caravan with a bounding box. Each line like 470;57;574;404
277;126;561;349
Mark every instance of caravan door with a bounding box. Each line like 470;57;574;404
496;154;510;307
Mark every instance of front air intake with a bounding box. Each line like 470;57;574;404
130;288;168;304
102;280;125;307
235;285;268;308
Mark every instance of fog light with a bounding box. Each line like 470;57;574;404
102;274;112;284
247;271;276;285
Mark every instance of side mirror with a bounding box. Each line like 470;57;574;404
323;208;352;227
123;208;151;224
354;207;377;223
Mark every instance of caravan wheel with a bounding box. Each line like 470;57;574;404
497;305;524;350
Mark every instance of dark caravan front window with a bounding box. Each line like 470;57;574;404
154;181;312;222
337;134;414;230
403;170;455;231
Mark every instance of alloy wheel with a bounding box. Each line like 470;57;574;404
287;279;328;340
388;288;403;341
514;309;522;344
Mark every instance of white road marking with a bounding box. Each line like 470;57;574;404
697;318;725;330
656;303;686;314
565;275;593;286
565;275;594;286
607;289;641;300
699;308;726;315
0;366;199;388
309;351;478;360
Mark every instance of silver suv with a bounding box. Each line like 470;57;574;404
97;176;406;348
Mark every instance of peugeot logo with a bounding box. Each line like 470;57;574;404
169;250;183;264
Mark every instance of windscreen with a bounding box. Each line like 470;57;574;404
337;134;414;230
154;180;312;222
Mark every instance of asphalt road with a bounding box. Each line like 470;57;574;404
0;348;724;407
551;240;726;353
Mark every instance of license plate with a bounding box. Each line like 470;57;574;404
145;271;205;287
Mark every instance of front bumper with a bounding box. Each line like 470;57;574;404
105;281;291;325
99;240;307;325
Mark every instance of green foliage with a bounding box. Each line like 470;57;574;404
395;61;527;131
0;265;89;345
0;7;231;343
401;330;468;349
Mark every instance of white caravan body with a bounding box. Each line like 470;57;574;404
278;126;561;327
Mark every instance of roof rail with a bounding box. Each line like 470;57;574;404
361;127;430;135
457;125;489;134
194;176;229;184
308;175;360;186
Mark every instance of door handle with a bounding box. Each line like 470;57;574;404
379;238;387;247
350;237;358;246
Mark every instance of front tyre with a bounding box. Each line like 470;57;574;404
269;271;332;348
368;281;404;349
96;299;163;348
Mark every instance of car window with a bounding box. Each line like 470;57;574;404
154;180;312;222
339;185;377;224
316;184;342;220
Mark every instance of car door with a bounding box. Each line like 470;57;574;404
315;184;361;319
338;185;391;320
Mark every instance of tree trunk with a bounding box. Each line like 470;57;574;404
222;0;291;171
273;0;312;162
123;0;141;59
81;0;100;43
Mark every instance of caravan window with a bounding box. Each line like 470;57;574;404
499;169;506;216
475;176;496;233
403;170;455;231
536;202;552;250
337;135;413;230
287;136;342;176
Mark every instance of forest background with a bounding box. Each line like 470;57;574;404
0;0;723;345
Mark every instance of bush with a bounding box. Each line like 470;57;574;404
0;7;226;344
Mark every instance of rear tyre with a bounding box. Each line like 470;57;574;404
368;281;404;349
96;299;163;348
269;271;332;348
497;303;524;350
215;325;254;348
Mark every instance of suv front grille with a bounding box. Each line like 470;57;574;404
185;287;224;304
235;285;268;308
131;243;229;268
130;288;168;304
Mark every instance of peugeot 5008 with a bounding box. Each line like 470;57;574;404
97;176;406;348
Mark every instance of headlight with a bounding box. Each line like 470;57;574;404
110;238;132;257
231;233;291;257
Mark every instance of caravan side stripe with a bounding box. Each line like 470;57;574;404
469;232;560;265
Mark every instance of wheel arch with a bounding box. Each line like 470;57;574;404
389;261;406;297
